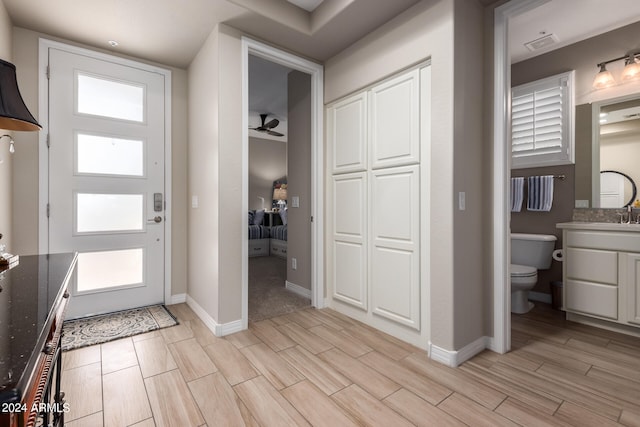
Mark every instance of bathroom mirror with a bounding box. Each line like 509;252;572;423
575;95;640;208
599;170;637;208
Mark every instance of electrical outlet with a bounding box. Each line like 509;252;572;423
292;258;297;270
575;200;589;208
191;195;199;209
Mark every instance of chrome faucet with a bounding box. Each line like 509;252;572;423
619;205;634;224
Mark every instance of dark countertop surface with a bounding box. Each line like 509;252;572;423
0;253;77;402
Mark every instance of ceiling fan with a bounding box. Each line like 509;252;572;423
250;114;284;137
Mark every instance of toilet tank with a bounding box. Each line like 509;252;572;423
511;233;557;269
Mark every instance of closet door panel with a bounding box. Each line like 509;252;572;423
332;172;367;310
370;69;419;169
330;92;367;174
333;242;367;309
370;165;420;329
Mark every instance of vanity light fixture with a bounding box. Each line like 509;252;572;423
621;54;640;82
593;53;640;89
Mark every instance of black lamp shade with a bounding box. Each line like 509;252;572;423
0;59;40;131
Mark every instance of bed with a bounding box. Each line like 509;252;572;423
248;210;270;257
269;223;287;259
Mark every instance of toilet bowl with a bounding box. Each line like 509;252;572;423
510;233;557;314
511;263;538;314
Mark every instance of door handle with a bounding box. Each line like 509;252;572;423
147;216;162;223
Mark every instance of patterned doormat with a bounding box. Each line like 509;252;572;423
62;305;178;351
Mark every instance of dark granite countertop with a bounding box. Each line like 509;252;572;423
0;253;77;402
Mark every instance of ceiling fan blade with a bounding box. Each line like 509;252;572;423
267;130;284;137
264;118;279;129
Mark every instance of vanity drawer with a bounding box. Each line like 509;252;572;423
565;279;618;320
566;247;617;285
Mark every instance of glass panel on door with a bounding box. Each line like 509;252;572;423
77;248;144;292
76;133;145;176
76;72;145;122
76;193;144;233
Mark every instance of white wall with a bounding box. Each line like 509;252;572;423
0;0;12;357
601;130;640;204
0;0;11;252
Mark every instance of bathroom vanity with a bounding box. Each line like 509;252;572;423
557;222;640;335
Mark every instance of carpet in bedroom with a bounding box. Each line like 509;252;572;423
249;255;311;322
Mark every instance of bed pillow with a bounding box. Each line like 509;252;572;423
253;209;265;225
279;208;287;225
248;210;255;225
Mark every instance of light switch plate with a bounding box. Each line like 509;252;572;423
292;196;300;208
192;195;199;209
458;192;466;211
575;200;589;208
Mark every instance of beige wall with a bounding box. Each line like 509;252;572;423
188;26;220;321
188;24;244;324
248;137;287;211
0;0;11;252
451;0;485;349
512;20;640;210
10;27;189;297
510;19;640;295
325;0;487;351
287;70;311;290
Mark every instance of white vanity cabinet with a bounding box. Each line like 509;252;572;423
627;252;640;325
558;222;640;333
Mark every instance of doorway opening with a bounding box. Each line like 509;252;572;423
241;38;324;329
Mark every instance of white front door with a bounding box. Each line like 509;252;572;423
47;47;167;318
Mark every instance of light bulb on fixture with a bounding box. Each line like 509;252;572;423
592;64;615;89
621;54;640;82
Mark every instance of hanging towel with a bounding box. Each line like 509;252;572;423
510;177;524;212
527;175;554;212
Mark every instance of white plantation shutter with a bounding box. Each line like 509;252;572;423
511;71;574;168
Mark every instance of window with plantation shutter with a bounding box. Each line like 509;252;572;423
511;71;575;168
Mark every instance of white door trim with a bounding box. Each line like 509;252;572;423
241;37;324;330
37;38;173;304
493;0;550;354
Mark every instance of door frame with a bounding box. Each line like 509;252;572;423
37;38;173;304
241;37;324;329
493;0;550;353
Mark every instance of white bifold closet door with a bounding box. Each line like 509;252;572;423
329;66;427;336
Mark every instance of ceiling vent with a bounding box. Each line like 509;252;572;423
524;33;559;52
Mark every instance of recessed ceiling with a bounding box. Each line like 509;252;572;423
286;0;324;12
2;0;420;68
510;0;640;63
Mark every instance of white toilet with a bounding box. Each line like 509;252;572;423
511;233;557;314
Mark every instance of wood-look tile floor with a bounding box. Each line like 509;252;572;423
62;303;640;426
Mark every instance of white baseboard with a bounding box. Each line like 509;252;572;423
286;281;312;299
169;293;187;304
429;336;488;367
186;295;244;337
528;291;552;304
